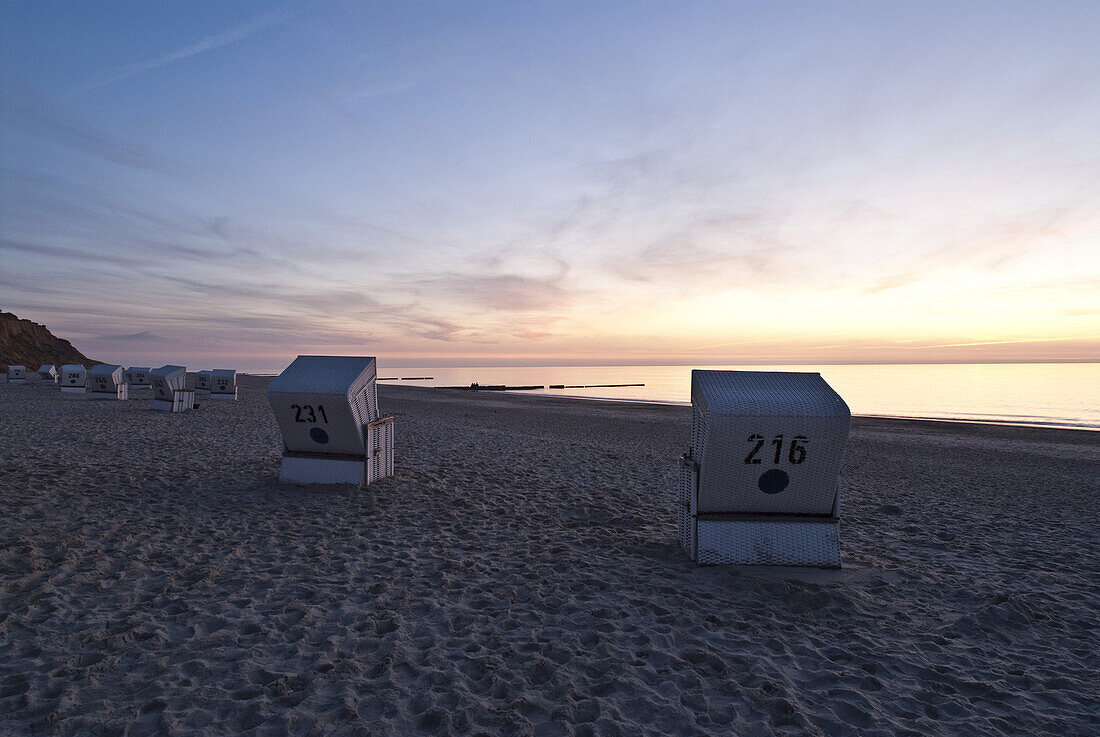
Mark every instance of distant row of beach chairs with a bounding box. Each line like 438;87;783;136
2;363;237;410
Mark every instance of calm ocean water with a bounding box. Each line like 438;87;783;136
364;363;1100;430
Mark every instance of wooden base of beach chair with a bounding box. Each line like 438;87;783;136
60;386;84;394
691;515;841;567
279;454;368;486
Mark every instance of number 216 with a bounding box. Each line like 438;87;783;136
744;434;807;464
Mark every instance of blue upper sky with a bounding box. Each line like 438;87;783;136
2;1;1098;370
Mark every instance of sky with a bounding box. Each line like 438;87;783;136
2;1;1098;371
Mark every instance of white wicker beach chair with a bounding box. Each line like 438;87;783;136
194;370;213;399
679;370;851;567
8;366;26;384
37;364;57;382
210;369;237;400
59;364;86;393
126;367;152;389
150;365;193;411
88;364;128;400
267;355;394;486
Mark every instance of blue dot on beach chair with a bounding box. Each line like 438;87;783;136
757;468;790;494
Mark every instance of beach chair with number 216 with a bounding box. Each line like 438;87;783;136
680;370;851;568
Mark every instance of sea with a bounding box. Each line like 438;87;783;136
360;363;1099;431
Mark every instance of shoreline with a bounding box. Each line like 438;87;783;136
240;365;1100;432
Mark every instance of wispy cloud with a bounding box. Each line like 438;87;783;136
863;273;919;294
901;337;1078;350
407;272;571;312
0;237;157;266
0;75;174;172
83;10;290;91
94;331;162;342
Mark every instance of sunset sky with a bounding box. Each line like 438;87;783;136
2;1;1098;370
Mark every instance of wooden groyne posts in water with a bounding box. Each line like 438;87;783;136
380;377;647;392
442;383;645;392
441;383;543;391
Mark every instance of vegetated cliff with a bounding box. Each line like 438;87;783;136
1;311;95;371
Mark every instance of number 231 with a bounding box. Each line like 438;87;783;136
291;404;328;423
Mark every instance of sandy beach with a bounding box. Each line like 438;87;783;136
1;375;1097;736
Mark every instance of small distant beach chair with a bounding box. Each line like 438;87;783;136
194;370;213;399
679;370;851;567
88;364;129;400
126;367;152;389
8;366;26;384
59;364;86;393
37;364;57;383
150;365;193;411
210;369;237;400
267;355;394;486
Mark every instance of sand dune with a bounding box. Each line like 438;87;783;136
1;376;1097;736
